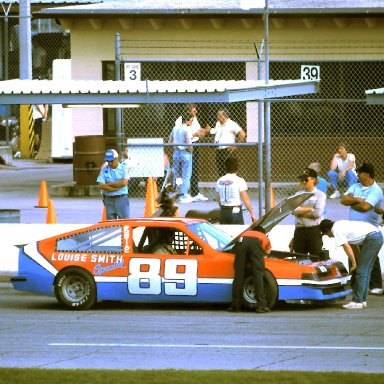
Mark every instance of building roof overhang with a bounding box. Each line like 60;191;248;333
0;79;319;105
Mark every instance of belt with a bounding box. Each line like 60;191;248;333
221;205;241;209
105;194;127;199
296;225;320;230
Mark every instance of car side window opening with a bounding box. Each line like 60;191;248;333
188;222;233;251
56;226;122;253
132;226;202;256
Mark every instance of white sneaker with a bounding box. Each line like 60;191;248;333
369;288;383;295
362;302;367;308
193;193;209;202
342;301;364;309
178;194;194;203
330;190;341;199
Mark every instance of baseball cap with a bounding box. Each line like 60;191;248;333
104;149;119;161
356;162;375;177
298;167;317;180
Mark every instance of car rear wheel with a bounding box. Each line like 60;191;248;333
242;270;278;309
54;268;96;310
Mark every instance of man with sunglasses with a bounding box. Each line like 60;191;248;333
290;168;326;256
97;149;130;219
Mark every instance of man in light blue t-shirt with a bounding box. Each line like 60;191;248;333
97;149;129;219
340;162;384;295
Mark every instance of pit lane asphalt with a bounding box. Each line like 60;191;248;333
0;158;350;224
0;282;383;371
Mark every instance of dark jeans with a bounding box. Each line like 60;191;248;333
232;237;266;310
293;226;323;256
220;206;244;225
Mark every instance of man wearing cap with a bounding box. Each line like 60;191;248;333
290;168;326;256
319;219;383;309
340;162;384;295
97;149;130;219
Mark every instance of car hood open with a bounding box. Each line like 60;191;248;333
221;192;314;252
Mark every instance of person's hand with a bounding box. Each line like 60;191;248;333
289;238;294;253
338;171;345;180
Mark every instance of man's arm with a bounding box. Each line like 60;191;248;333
240;190;257;222
342;243;357;272
340;194;372;212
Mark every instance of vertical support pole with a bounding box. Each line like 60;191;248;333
20;104;34;158
115;32;122;154
264;0;271;212
19;0;33;158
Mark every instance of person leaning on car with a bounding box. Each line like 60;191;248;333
319;218;383;310
97;149;130;220
229;226;272;313
290;168;326;256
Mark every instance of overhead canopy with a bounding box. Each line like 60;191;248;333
0;79;319;105
365;87;384;105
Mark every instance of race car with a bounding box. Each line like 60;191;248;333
11;193;352;310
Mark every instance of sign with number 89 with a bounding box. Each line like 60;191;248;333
128;258;198;296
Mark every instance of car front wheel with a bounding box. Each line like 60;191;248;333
242;270;278;309
54;268;96;310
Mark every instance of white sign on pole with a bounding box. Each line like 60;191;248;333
301;65;320;81
126;138;164;178
124;63;141;81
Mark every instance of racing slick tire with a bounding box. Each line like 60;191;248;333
242;270;278;310
54;267;96;310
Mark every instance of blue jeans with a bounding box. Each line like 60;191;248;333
352;231;383;303
104;194;130;219
172;150;192;196
328;169;357;190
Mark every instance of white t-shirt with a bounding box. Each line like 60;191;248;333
212;118;242;149
332;220;379;247
216;173;247;206
336;153;356;174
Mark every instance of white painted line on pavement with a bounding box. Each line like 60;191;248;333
49;343;384;351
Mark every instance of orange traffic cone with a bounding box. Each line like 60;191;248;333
144;177;158;217
46;199;57;224
270;184;276;208
101;205;107;221
35;180;49;208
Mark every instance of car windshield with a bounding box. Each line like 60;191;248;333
187;222;234;251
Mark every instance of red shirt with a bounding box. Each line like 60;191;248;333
241;231;272;253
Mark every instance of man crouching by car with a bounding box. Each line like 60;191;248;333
228;226;272;313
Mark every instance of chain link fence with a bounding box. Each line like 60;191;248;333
106;59;384;206
2;16;384;211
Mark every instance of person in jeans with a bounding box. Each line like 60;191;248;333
319;219;383;309
229;226;272;313
216;157;256;224
169;113;193;203
340;162;384;295
328;143;357;199
97;149;129;219
174;104;209;202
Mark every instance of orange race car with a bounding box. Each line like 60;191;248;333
11;193;352;310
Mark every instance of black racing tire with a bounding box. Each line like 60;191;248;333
54;268;96;310
242;270;278;310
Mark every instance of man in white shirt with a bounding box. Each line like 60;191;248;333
319;219;383;309
210;109;246;177
216;157;256;224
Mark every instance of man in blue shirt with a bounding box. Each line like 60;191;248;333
340;162;384;295
97;149;129;219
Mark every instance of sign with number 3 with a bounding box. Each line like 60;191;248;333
128;258;198;296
